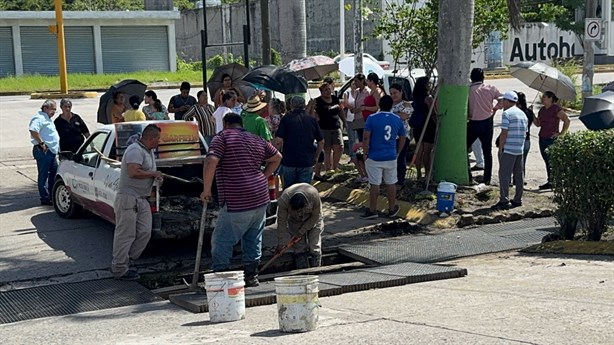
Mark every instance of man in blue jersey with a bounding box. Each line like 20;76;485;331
361;95;407;219
493;91;528;210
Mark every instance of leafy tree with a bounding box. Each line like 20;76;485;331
0;0;198;11
520;0;584;36
372;0;513;76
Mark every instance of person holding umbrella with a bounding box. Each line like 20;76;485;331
111;92;126;123
533;91;570;190
213;73;246;108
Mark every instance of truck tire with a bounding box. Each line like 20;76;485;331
53;179;82;218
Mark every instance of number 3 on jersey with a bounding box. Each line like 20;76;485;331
384;125;392;141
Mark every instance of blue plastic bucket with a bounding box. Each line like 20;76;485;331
436;181;457;213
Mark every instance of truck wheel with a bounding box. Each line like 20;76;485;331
53;180;81;218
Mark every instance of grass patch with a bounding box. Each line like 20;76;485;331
0;70;208;93
521;240;614;255
139;272;184;290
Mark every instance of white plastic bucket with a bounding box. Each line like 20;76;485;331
274;275;320;332
204;271;246;323
437;181;457;213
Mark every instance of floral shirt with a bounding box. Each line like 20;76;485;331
267;113;283;137
392;101;413;139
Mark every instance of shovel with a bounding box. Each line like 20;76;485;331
189;202;208;292
260;236;303;272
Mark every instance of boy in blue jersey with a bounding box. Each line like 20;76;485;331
361;95;407;219
493;91;528;210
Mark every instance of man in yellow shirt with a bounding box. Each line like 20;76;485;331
124;95;147;122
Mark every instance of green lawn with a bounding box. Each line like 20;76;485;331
0;70;209;93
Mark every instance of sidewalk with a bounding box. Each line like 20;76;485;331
1;252;612;345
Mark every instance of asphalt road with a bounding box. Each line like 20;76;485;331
0;74;612;289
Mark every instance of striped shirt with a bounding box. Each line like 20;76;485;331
468;82;502;121
500;106;528;155
184;104;216;137
207;128;278;212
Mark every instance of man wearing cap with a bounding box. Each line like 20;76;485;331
276;183;323;269
493;91;528;210
241;95;273;141
168;81;197;120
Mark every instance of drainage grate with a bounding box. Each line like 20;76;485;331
340;228;527;265
0;279;161;324
475;217;556;234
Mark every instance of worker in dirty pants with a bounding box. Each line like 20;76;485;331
276;183;324;269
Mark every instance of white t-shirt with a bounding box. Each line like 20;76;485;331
211;106;232;134
344;90;355;122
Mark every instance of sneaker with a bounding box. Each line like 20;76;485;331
313;175;329;182
538;182;552;190
387;204;400;218
491;201;510;210
510;200;522;208
115;269;140;281
360;209;378;219
470;165;484;171
41;200;53;206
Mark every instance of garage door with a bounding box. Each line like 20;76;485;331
0;27;15;77
21;26;95;75
101;26;169;73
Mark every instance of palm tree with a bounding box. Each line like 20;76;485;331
277;0;307;64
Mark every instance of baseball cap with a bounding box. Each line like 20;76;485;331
499;91;518;102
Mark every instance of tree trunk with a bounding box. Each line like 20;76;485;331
433;0;473;184
278;0;307;64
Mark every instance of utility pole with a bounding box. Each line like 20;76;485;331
261;0;271;65
354;0;363;74
582;0;597;99
53;0;68;93
433;0;474;185
339;0;346;80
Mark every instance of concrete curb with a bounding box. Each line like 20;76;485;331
30;91;98;100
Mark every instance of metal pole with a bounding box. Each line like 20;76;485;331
582;0;597;99
244;0;251;68
202;3;208;90
340;0;345;80
54;0;68;93
261;0;271;65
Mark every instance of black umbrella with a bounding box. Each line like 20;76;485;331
242;65;308;94
97;80;147;124
579;91;614;130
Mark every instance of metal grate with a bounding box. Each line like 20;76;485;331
0;279;161;324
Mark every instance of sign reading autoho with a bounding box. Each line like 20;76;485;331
585;18;602;41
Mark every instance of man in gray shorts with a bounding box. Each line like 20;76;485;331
111;124;163;280
312;83;346;173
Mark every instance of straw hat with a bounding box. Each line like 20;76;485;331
242;96;267;112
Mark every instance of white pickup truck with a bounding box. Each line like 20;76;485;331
53;120;277;239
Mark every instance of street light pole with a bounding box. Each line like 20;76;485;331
354;0;363;74
582;0;597;99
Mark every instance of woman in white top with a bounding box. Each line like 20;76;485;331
390;83;413;190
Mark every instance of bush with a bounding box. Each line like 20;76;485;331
549;129;614;241
271;48;282;66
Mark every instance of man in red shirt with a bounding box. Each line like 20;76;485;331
201;113;281;287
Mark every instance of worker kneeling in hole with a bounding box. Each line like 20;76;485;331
276;183;324;269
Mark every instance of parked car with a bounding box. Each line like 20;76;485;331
334;53;391;70
52;120;277;239
336;68;435;101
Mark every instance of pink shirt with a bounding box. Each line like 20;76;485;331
468;82;502;121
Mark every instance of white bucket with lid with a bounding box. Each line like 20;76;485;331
204;271;245;322
274;275;320;332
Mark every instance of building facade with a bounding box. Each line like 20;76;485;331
0;10;180;77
